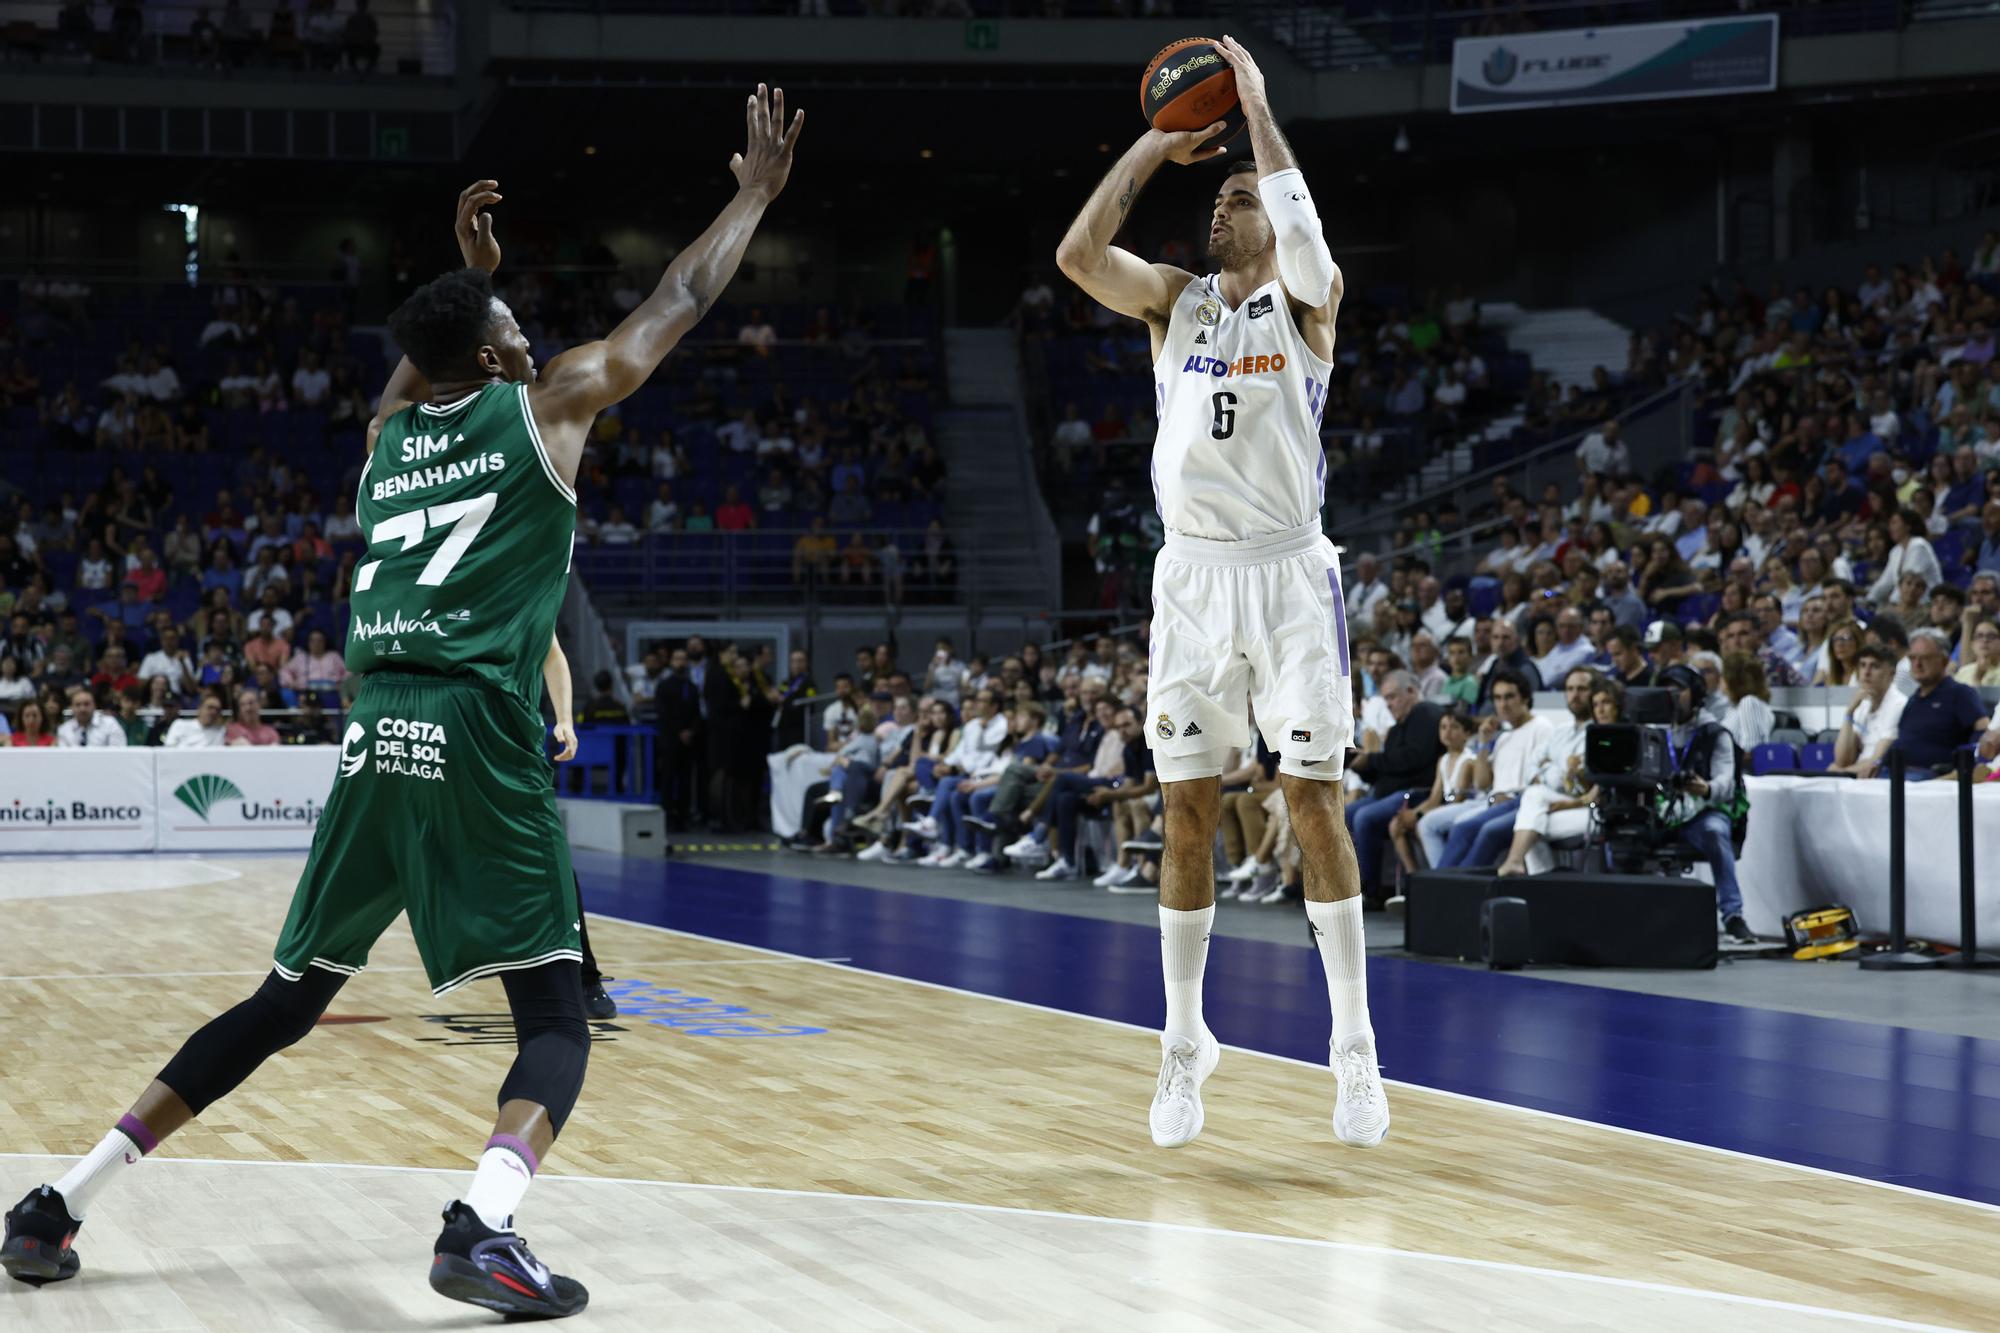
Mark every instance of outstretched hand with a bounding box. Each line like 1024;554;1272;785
1213;34;1268;110
550;720;577;763
455;179;502;273
731;84;805;201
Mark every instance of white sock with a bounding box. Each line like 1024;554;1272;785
1159;905;1215;1045
53;1122;151;1219
1306;896;1374;1050
462;1137;538;1232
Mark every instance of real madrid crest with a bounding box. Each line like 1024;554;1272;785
1156;713;1176;740
1195;297;1222;327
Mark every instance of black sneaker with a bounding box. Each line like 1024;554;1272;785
431;1201;588;1319
1722;914;1758;946
3;1186;82;1287
584;983;618;1020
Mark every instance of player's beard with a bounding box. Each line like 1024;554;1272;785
1206;230;1262;272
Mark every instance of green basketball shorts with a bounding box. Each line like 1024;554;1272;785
274;671;580;995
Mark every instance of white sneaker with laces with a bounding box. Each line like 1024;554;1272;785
909;816;940;841
1247;865;1280;900
1331;1035;1391;1148
1034;857;1076;882
1004;833;1044;859
1225;857;1260;883
1149;1031;1221;1148
939;848;970;868
1092;861;1131;888
964;852;993;871
855;841;890;863
916;847;950;867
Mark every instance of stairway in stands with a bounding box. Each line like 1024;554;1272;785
937;329;1060;616
1479;302;1632;391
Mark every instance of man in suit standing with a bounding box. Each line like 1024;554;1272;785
654;646;703;831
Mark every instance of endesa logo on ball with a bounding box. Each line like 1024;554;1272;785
1181;352;1289;378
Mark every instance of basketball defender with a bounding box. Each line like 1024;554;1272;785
1055;38;1388;1149
4;87;802;1316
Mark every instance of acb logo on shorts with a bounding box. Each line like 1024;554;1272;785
1156;713;1176;740
1291;728;1312;743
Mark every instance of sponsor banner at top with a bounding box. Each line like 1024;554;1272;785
1452;15;1777;115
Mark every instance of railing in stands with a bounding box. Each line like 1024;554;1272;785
573;526;967;618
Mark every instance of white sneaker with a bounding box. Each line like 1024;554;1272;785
1225;856;1260;883
1246;865;1280;900
1149;1031;1221;1148
1106;874;1157;896
1384;894;1407;919
916;847;951;867
1331;1035;1391;1148
909;816;940;841
964;852;994;871
1004;833;1044;859
1216;881;1242;901
1093;861;1132;888
855;841;890;863
1034;857;1076;882
1249;878;1291;905
939;848;970;868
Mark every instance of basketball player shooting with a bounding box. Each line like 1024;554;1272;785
1055;37;1388;1151
4;86;803;1318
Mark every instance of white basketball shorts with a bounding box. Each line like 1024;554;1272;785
1145;521;1354;784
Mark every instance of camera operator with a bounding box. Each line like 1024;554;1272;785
1656;663;1755;945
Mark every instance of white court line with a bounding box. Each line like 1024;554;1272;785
0;957;851;984
0;1152;1967;1333
596;914;2000;1219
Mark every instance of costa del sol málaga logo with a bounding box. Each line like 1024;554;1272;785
1482;45;1519;86
173;774;245;822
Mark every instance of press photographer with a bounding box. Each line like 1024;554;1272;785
1586;664;1754;945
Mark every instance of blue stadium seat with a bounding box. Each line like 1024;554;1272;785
1751;743;1798;776
1799;743;1835;773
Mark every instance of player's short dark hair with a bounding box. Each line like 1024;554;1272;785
387;267;498;382
1611;624;1642;650
1872;615;1909;650
1488;668;1531;700
1856;643;1896;667
1931;583;1966;607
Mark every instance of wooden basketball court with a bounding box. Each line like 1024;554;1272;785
1;857;1992;1331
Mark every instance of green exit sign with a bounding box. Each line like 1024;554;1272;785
378;126;410;159
965;20;997;50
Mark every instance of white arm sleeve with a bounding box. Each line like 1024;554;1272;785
1257;168;1336;309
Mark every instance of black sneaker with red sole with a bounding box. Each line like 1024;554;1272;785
430;1200;588;1320
3;1186;82;1287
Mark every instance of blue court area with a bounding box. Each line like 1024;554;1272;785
575;850;2000;1210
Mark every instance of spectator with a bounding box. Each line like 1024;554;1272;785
57;686;126;748
343;0;380;70
715;486;756;532
1495;667;1602;877
115;686;150;746
138;626;195;697
224;688;280;746
820;672;860;745
89;646;140;696
1720;654;1773;752
791;516;837;586
1434;670;1551;867
829;474;873;526
1829;645;1904;779
1641;619;1687;671
1574;419;1630;477
0;655;32;707
1957;619;2000;687
1866;508;1942;606
279;628;345;700
924;637;968;709
645;483;681;534
1531;607;1596;685
163;691;226;747
737;307;778;356
1898;630;1997;774
1813;619;1864;687
579;670;631;726
757;469;793;514
682;501;714;533
286;692;336;744
1718;611;1802;688
1343;671;1445;897
598;505;640;545
243;613;292;673
9;700;55;747
1604;625;1654;688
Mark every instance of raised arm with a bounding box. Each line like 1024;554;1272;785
531;85;803;445
1215;36;1340;356
1055;126;1222;343
367;179;504;455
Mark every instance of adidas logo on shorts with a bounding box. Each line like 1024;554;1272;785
1183;721;1202;737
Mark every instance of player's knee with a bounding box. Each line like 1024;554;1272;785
253;968;344;1048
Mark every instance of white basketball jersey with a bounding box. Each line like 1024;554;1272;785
1150;274;1334;541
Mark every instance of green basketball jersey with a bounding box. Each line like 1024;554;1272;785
348;382;576;703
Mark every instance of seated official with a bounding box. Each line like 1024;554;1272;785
1655;664;1756;945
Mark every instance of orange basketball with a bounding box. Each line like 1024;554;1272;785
1140;38;1244;147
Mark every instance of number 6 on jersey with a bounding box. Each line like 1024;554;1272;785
355;491;499;592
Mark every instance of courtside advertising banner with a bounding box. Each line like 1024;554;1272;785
0;750;155;852
1451;15;1777;114
155;746;338;851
